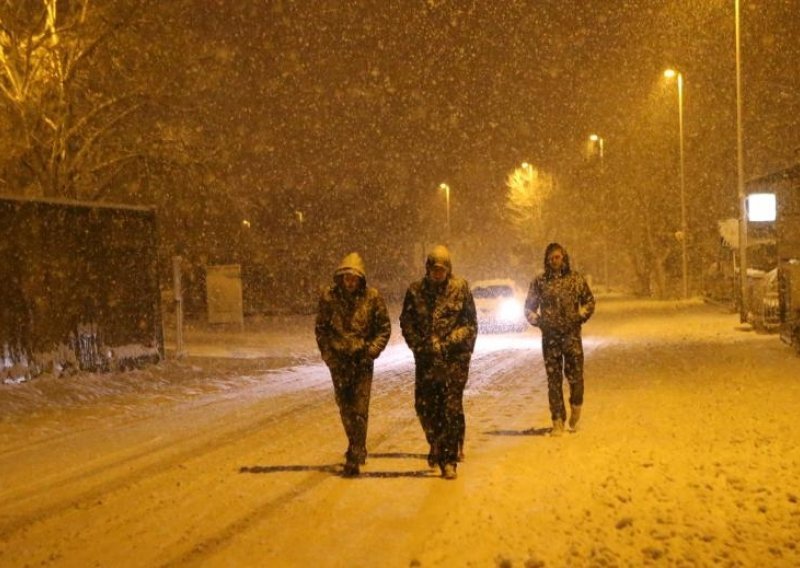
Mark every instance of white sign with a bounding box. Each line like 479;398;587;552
206;264;244;325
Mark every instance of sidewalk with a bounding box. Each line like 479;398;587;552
162;313;319;361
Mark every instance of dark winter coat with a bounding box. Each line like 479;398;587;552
400;247;477;363
315;253;391;365
525;243;595;336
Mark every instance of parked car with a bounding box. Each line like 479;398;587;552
471;278;528;333
778;260;800;353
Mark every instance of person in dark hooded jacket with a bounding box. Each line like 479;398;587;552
525;243;595;436
400;245;477;480
315;252;391;476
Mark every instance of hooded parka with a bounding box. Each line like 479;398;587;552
400;245;477;474
315;252;391;471
316;252;391;364
525;243;595;335
525;243;595;424
400;246;477;361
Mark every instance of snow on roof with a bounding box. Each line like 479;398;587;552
0;194;154;213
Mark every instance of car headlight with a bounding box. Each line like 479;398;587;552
498;298;523;321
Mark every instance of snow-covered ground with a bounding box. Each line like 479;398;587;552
0;295;798;567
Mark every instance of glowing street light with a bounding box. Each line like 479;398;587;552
439;182;451;239
664;68;689;300
589;134;604;159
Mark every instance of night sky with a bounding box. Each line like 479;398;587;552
188;1;799;198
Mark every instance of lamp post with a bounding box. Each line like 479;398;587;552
589;134;609;290
735;0;748;322
439;182;451;240
589;134;604;160
664;69;689;299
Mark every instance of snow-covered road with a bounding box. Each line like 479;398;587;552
1;297;799;567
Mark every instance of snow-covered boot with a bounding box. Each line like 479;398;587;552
551;418;565;437
342;460;360;477
345;446;367;465
441;463;457;480
568;405;582;430
427;443;439;468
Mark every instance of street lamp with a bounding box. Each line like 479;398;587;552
735;0;748;321
589;134;604;159
439;182;451;239
664;68;689;300
589;134;609;289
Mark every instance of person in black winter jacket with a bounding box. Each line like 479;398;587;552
315;252;391;476
525;243;595;436
400;245;477;480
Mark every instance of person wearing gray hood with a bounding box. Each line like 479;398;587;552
400;245;477;480
315;252;391;477
525;242;595;436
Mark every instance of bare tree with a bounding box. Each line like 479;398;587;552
0;0;153;199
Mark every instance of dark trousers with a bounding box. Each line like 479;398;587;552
414;357;469;466
329;358;374;462
542;332;584;421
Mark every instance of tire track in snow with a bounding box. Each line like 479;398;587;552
0;380;334;539
154;340;552;565
0;335;562;564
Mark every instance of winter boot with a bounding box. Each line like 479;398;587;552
441;463;458;480
342;460;360;477
345;447;367;465
568;405;582;430
427;443;439;468
551;418;565;437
